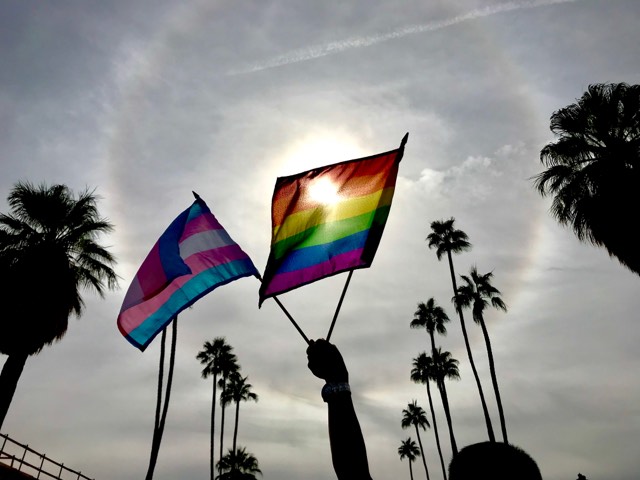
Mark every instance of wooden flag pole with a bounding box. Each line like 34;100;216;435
146;317;178;480
157;318;177;448
326;270;354;342
154;330;166;432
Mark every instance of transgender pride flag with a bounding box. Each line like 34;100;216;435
118;195;258;350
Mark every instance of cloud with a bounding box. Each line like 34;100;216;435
227;0;580;75
416;151;501;203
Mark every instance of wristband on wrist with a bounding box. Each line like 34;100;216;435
321;382;351;402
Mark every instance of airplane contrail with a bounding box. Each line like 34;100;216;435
227;0;580;75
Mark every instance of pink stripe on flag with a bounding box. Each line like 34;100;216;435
180;213;223;241
118;244;250;334
183;244;249;270
263;248;364;296
118;273;192;334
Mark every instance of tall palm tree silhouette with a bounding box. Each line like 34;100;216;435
398;437;421;480
218;354;240;464
456;266;509;444
216;447;262;480
401;400;431;480
427;218;495;442
411;298;450;357
0;182;117;429
431;348;460;456
411;353;447;480
222;372;259;454
197;337;236;480
534;83;640;276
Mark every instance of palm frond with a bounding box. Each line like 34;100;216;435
535;82;640;275
0;182;117;357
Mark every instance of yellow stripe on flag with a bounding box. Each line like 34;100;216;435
272;187;395;243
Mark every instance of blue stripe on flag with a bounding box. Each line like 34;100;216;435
126;257;257;350
158;207;192;280
275;229;369;274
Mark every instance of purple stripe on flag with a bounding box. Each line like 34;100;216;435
262;248;365;296
136;243;169;298
120;275;144;311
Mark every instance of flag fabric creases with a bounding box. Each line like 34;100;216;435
118;197;258;351
259;135;406;306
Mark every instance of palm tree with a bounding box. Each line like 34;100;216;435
427;218;495;442
455;266;509;444
216;447;262;480
534;82;640;276
431;348;460;455
197;338;236;480
218;354;240;465
410;298;449;356
0;182;117;429
411;353;447;480
401;400;431;480
398;437;421;480
222;372;259;454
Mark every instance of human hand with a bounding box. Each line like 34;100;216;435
306;339;349;383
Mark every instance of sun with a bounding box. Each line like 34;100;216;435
275;131;365;206
308;177;340;205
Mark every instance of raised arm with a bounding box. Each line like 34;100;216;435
306;339;373;480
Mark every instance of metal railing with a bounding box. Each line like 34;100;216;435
0;433;93;480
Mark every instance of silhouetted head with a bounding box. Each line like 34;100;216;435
449;442;542;480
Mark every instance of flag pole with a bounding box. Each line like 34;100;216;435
272;295;310;345
326;270;354;342
256;275;310;345
146;317;178;480
146;328;165;480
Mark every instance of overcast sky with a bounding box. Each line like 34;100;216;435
1;1;639;479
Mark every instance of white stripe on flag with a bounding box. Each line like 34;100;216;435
179;229;235;259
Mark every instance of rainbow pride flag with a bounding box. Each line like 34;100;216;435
259;134;407;306
118;195;258;350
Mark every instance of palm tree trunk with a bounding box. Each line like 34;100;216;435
409;459;414;480
428;333;437;360
479;317;508;444
232;400;240;454
426;331;447;478
210;374;218;480
413;426;430;480
425;381;447;480
437;379;458;456
0;352;28;430
219;382;227;465
446;251;495;443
